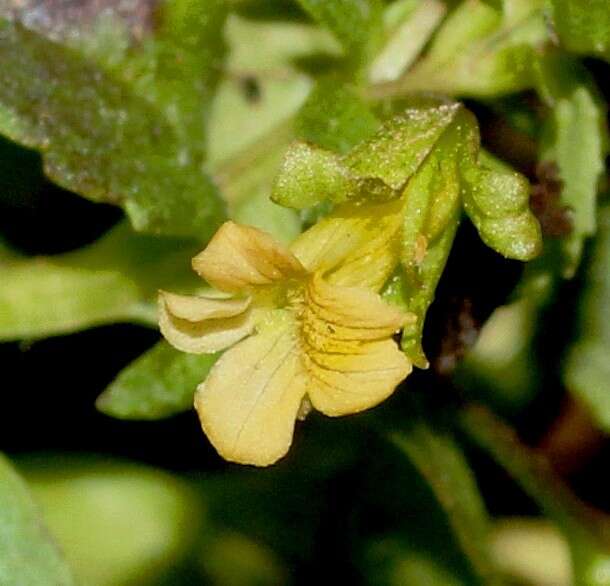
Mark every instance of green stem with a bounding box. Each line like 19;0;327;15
459;404;610;550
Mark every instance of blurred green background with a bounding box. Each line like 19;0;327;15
2;0;610;584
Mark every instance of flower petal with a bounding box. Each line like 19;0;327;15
195;311;307;466
303;273;415;343
159;293;254;354
301;274;413;415
192;221;305;292
305;341;412;416
290;199;403;290
160;291;251;321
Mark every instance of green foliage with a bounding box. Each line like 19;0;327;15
345;103;460;190
389;397;498;583
204;14;326;241
1;0;610;584
490;519;572;586
377;0;547;98
0;7;226;240
275;102;541;366
206;14;332;165
0;224;198;340
294;79;380;152
565;205;610;432
273;141;357;209
274;102;459;210
384;224;459;367
296;0;384;67
455;240;562;414
455;297;542;412
97;341;219;420
134;0;228;156
199;531;287;586
369;0;447;84
363;539;471;586
0;454;75;586
461;405;610;586
461;164;541;261
21;458;204;586
536;51;608;275
551;0;610;60
283;102;538;365
196;411;493;584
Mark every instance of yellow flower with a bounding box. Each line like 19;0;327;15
159;219;414;466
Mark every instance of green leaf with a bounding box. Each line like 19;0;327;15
385;396;499;584
97;341;218;420
14;0;228;163
272;142;359;209
369;0;447;84
296;0;384;67
209;22;379;235
294;79;380;153
21;457;203;586
345;102;461;189
205;15;336;240
395;107;539;364
206;15;335;166
384;220;459;367
566;343;610;432
0;16;225;239
374;0;547;98
135;0;228;159
271;78;379;209
382;121;461;365
550;0;610;60
536;51;608;275
212;120;303;244
461;165;542;261
399;127;462;270
564;205;610;433
0;224;199;341
273;102;460;210
460;404;610;586
232;188;302;245
359;431;489;584
207;74;309;170
457;117;542;261
390;421;496;583
0;454;75;586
